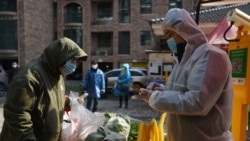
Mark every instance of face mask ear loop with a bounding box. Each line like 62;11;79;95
173;55;179;65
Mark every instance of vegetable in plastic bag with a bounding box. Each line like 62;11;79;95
86;113;131;141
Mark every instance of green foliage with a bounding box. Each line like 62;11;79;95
65;84;79;94
128;121;139;141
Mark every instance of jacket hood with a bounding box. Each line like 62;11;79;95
122;63;130;70
162;8;207;56
41;37;88;75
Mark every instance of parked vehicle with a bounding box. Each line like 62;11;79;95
0;65;8;96
104;68;147;95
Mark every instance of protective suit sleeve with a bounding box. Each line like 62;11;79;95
148;48;232;116
101;71;105;90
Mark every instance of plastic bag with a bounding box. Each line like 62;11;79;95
61;91;105;141
85;113;131;141
113;83;122;96
113;83;128;96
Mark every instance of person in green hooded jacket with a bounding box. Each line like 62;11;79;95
0;37;88;141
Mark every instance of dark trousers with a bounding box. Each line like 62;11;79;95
86;97;98;112
119;95;128;108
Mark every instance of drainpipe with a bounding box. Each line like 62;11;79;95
195;0;202;25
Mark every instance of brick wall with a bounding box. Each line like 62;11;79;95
57;0;170;72
18;0;54;66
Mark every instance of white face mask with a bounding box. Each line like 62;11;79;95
167;38;177;54
12;64;17;68
62;60;76;75
91;64;98;69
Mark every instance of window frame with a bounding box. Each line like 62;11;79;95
63;26;83;47
97;2;112;18
118;0;130;23
64;3;83;23
97;32;112;48
140;0;152;14
140;30;151;46
0;16;17;50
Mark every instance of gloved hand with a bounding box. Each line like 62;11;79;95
146;82;165;91
101;89;105;94
139;88;153;103
77;93;88;105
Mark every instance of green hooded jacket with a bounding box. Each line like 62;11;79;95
0;37;87;141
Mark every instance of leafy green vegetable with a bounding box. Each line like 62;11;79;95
128;121;139;141
86;112;132;140
85;132;105;141
104;112;111;119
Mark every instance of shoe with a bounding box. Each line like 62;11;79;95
92;108;97;112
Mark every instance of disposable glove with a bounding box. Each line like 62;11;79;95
146;82;165;91
77;93;88;105
139;88;153;102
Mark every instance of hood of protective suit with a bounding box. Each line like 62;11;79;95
162;8;208;62
41;37;88;76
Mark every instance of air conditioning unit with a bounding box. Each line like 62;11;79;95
99;50;108;56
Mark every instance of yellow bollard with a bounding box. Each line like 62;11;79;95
137;112;167;141
228;33;250;141
165;70;169;85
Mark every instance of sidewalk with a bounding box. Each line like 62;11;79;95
97;94;162;122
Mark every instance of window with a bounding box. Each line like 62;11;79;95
130;71;144;76
64;3;82;23
97;33;112;48
140;31;151;46
53;2;57;17
118;31;130;54
97;3;112;18
105;70;120;78
140;0;152;14
0;16;17;50
118;0;130;23
63;26;83;47
169;0;182;9
0;0;17;12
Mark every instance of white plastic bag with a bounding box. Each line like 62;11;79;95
61;91;105;141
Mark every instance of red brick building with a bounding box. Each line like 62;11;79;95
0;0;222;79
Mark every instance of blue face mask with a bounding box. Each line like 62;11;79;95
167;38;177;54
62;60;76;75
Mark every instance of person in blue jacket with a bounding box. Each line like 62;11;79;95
82;60;105;112
117;63;131;108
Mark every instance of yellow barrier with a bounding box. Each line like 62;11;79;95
137;112;167;141
228;32;250;141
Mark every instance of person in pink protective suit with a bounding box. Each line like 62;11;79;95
140;8;234;141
